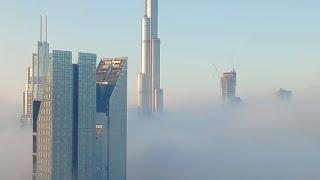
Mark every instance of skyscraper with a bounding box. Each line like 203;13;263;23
33;16;50;101
220;69;242;105
74;53;97;180
33;51;98;180
138;0;163;114
21;15;48;125
34;50;74;180
96;57;128;180
30;16;128;180
275;88;292;101
21;66;33;124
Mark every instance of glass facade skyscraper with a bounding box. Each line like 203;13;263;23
28;19;128;178
75;53;97;180
29;16;127;180
96;57;128;180
220;69;242;105
35;50;73;180
33;51;128;180
33;51;101;180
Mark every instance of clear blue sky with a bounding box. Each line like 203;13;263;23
1;0;320;106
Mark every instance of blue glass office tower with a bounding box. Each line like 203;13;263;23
30;45;127;180
75;53;97;180
96;57;128;180
34;51;98;180
35;50;73;180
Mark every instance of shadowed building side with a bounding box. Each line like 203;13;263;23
76;53;97;180
96;57;128;180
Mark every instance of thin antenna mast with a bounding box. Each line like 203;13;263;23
232;57;235;72
231;52;236;72
45;15;48;41
40;15;42;42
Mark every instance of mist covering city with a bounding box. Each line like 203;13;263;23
1;92;320;179
1;0;320;180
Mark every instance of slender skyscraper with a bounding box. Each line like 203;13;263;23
138;0;163;114
220;69;242;105
96;57;128;180
22;16;49;125
34;15;50;101
21;66;33;124
35;50;74;180
75;53;97;180
33;51;98;180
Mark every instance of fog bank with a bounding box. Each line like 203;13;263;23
0;103;31;180
0;94;319;180
127;96;320;180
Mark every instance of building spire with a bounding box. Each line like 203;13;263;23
145;0;148;15
138;0;163;114
40;15;42;42
39;15;48;42
45;15;48;42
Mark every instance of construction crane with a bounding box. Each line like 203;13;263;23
212;64;221;78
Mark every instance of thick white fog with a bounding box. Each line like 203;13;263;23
1;92;320;180
0;102;31;180
127;94;320;180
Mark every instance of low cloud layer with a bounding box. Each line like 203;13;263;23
1;94;319;180
0;103;31;180
127;97;320;180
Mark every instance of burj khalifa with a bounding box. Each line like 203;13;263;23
138;0;163;114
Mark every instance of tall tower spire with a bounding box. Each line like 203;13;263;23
138;0;163;114
40;15;42;42
45;15;48;42
39;15;48;42
146;0;158;38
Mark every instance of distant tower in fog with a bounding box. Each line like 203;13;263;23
220;69;242;105
275;88;292;101
21;66;33;124
138;0;164;114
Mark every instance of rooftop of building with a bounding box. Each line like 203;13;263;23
96;57;127;85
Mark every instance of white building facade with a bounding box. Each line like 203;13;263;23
138;0;163;114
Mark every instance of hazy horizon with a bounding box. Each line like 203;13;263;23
1;0;320;105
1;93;320;179
1;0;320;180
